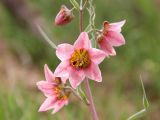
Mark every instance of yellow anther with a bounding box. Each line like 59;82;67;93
70;49;90;69
54;86;69;100
54;87;61;93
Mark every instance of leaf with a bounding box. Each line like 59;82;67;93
140;76;149;109
128;109;146;120
36;24;57;49
88;0;96;25
86;0;97;47
77;86;89;105
70;0;80;11
80;0;83;9
127;76;149;120
91;32;96;48
84;24;92;33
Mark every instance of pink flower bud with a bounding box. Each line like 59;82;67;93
55;5;74;26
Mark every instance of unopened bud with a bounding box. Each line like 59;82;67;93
55;5;74;26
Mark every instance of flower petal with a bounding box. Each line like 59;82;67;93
44;64;55;82
54;61;70;78
74;32;91;49
38;97;57;112
52;99;68;114
69;68;85;89
36;81;56;97
85;62;102;82
98;37;116;56
108;20;126;32
107;31;125;47
56;43;74;61
89;48;107;64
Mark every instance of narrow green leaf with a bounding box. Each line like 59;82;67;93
77;86;89;105
140;76;149;109
70;0;80;11
87;0;97;47
80;0;83;9
91;32;96;48
84;24;92;33
127;76;149;120
36;24;57;49
128;109;146;120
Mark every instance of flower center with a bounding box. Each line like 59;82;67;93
70;49;91;70
54;86;69;100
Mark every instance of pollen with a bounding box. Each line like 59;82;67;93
54;85;69;100
70;49;91;70
56;90;69;100
54;86;61;94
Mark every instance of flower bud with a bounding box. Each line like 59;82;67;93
55;5;74;26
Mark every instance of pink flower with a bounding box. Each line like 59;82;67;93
54;32;106;89
37;64;69;114
55;5;74;26
97;20;126;56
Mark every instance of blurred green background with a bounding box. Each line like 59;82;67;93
0;0;160;120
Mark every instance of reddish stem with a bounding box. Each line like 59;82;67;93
84;78;99;120
79;7;99;120
80;9;83;32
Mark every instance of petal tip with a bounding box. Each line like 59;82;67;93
98;78;102;82
38;107;45;112
121;19;126;27
44;64;49;72
36;81;44;87
111;52;117;56
44;64;50;73
44;64;48;68
36;81;40;86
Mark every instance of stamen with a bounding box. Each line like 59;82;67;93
54;85;69;100
70;49;91;69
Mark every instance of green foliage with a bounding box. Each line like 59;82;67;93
77;86;89;105
70;0;80;10
127;76;149;120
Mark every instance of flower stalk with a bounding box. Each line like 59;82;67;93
37;0;127;118
80;9;83;32
65;86;89;105
79;2;99;120
84;78;99;120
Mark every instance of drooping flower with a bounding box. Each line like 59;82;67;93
55;5;74;26
97;20;126;56
37;64;70;114
54;32;107;89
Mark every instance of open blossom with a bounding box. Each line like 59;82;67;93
97;20;126;56
55;5;74;26
37;64;69;114
54;32;106;89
